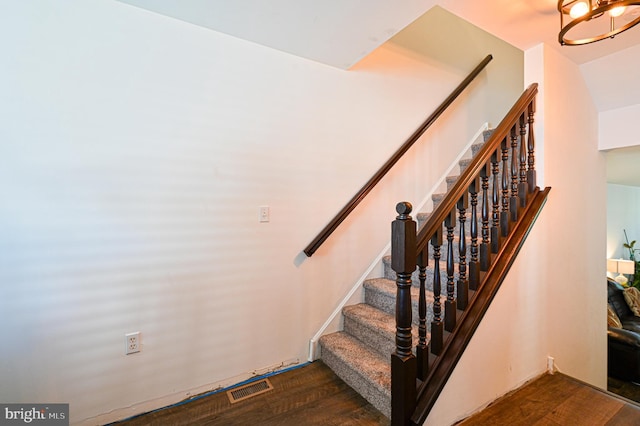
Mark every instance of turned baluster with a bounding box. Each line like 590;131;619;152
416;247;429;381
431;226;444;356
500;138;510;238
480;163;491;271
518;113;528;207
527;100;537;193
491;150;500;253
469;177;481;290
510;125;519;221
444;210;457;332
457;193;469;310
391;202;417;425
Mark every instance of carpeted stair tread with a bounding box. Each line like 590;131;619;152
364;278;422;302
416;209;480;225
363;278;434;325
319;332;391;417
343;303;422;359
380;254;476;294
459;158;473;173
382;240;473;264
446;175;459;190
471;142;485;156
432;192;446;209
344;304;396;337
415;212;479;234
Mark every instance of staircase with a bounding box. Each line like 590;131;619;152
318;133;490;418
315;80;550;425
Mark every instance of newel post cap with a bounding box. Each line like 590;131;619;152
392;201;416;273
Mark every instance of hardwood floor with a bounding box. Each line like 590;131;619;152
112;363;640;426
458;373;640;425
608;376;640;403
111;361;388;426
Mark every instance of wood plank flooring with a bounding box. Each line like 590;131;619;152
112;361;388;426
113;362;640;426
458;373;640;425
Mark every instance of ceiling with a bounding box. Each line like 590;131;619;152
116;0;640;185
116;0;640;109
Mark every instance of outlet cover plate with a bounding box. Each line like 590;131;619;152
125;332;140;355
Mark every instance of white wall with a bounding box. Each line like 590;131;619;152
599;104;640;150
0;2;522;424
537;44;606;387
607;184;640;259
425;43;607;425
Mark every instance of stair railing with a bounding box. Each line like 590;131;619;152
303;55;493;257
391;83;551;425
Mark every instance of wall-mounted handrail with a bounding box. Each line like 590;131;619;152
303;54;494;257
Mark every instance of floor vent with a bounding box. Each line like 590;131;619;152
227;378;274;404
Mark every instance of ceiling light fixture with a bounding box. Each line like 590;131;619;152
558;0;640;45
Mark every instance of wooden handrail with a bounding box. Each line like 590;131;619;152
415;83;539;253
303;54;494;257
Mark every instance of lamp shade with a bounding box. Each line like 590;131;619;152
619;259;635;274
608;258;620;273
608;258;635;285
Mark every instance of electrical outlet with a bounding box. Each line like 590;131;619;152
125;332;140;355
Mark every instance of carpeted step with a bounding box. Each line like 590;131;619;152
460;150;520;174
382;260;473;294
471;141;485;157
446;175;459;191
319;332;391;418
432;192;495;210
461;129;524;177
459;157;473;174
343;303;422;359
414;211;482;237
432;192;446;210
382;236;475;282
363;278;434;326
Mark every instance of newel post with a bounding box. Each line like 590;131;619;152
391;201;417;426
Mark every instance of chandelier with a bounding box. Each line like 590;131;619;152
558;1;640;45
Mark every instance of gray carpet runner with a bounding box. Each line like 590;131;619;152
319;131;493;418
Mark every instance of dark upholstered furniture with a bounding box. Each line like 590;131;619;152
607;279;640;382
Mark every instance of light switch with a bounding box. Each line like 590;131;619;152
259;206;270;223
